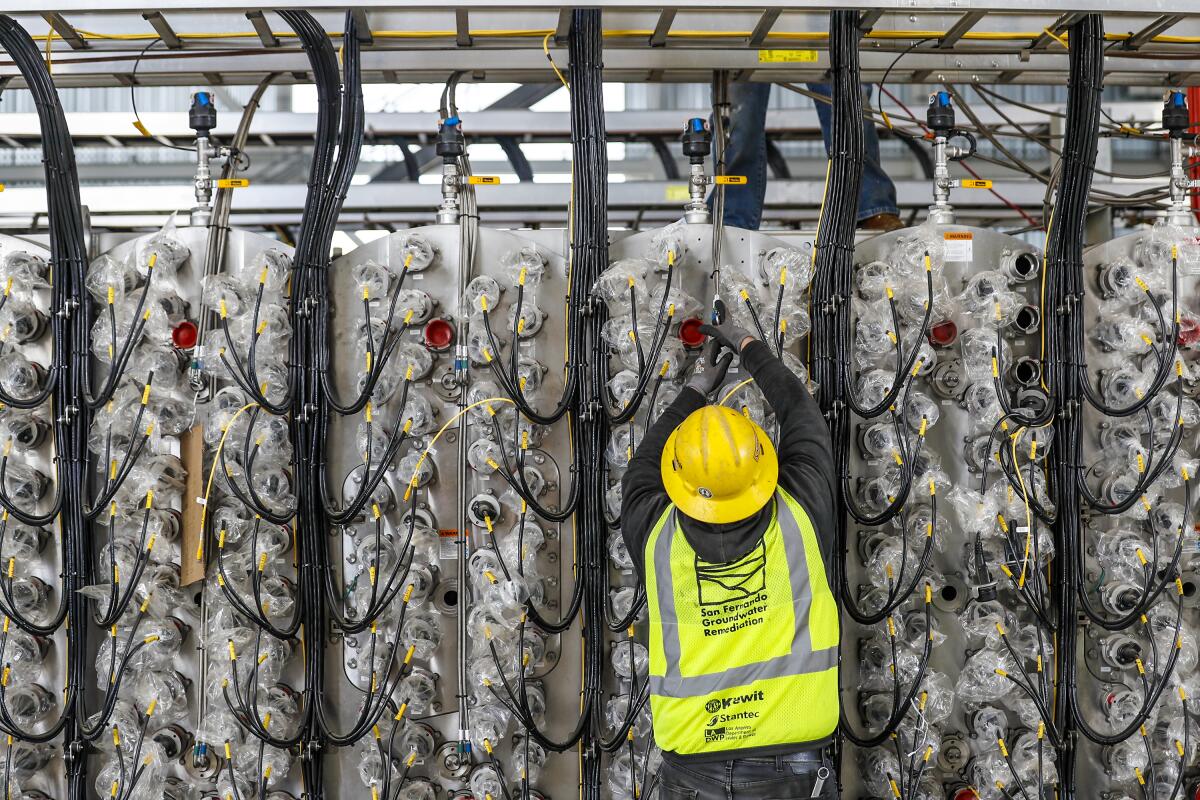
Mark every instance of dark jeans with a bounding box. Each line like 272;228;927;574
656;752;838;800
710;82;898;230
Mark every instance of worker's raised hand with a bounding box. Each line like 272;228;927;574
699;300;756;353
684;339;734;397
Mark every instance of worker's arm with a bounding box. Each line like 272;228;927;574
620;387;707;578
737;339;837;573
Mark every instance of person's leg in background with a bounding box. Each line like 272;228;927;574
807;82;902;231
708;81;771;231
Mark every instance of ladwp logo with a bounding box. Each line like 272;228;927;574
704;690;764;714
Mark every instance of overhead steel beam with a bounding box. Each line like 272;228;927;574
142;11;183;49
937;11;987;49
455;10;472;47
649;10;676;47
23;41;1200;88
1029;12;1082;50
245;11;279;48
1121;14;1186;50
747;9;782;46
857;10;884;33
41;13;87;49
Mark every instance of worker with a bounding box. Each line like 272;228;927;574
620;304;838;798
711;81;902;232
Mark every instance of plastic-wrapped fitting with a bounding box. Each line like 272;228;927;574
717;270;762;330
1099;365;1152;408
762;246;814;291
499;244;548;286
956;270;1012;316
393;232;437;272
955;646;1018;703
466;327;503;367
649;222;687;269
593;259;651;308
858;421;898;460
351;259;392;299
646;284;701;323
940;484;998;534
1092;307;1157;355
135;222;190;281
903;391;940;431
959;329;1008;382
611;641;648;680
852;299;896;365
86;253;137;306
605;425;643;471
507;301;544;338
464;276;503;316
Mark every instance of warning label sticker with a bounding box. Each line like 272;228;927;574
943;231;974;262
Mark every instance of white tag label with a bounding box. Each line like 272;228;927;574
943;232;973;262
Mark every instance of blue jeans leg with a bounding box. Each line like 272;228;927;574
807;82;899;221
707;81;771;231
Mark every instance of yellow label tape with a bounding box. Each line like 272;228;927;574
758;49;818;63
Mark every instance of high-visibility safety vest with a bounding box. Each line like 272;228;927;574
644;489;839;755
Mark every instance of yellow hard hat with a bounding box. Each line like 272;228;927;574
660;405;778;524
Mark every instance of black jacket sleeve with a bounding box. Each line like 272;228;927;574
619;387;707;577
738;340;837;576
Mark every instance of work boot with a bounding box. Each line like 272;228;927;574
859;212;905;232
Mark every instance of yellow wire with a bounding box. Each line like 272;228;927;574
542;31;569;89
1010;426;1038;589
196;402;259;563
43;29;54;74
401;397;515;501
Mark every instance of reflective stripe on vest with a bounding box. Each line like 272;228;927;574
644;489;839;754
